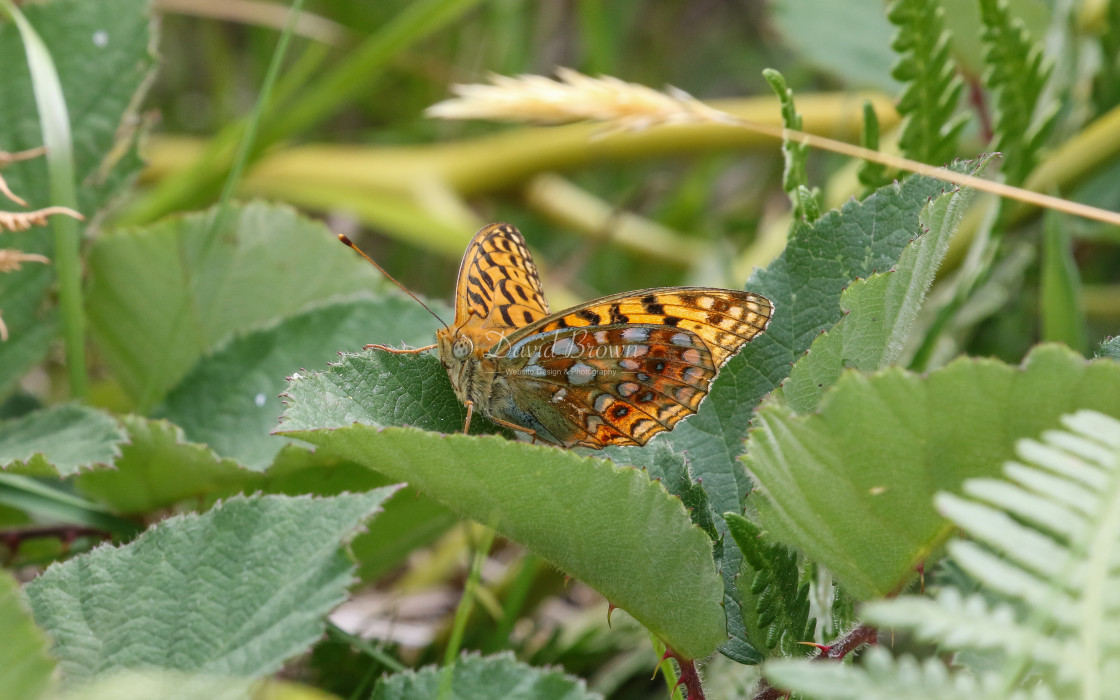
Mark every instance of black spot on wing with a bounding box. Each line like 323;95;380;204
608;303;629;324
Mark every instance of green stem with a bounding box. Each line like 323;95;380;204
265;0;483;144
326;620;406;673
119;0;484;227
0;473;140;537
483;553;540;652
443;522;498;668
210;0;307;246
1;0;85;398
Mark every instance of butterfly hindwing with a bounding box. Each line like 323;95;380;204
503;324;720;447
489;287;772;447
453;223;550;331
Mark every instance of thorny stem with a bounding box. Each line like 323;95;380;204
1;524;111;564
664;648;706;700
751;624;879;700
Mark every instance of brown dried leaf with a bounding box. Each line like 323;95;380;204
0;206;84;232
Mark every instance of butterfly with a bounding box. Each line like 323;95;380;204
342;223;773;449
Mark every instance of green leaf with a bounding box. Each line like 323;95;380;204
664;165;982;512
72;406;453;579
600;442;719;542
765;410;1120;699
276;355;727;660
0;404;126;476
657;166;979;661
57;672;256;700
0;570;55;700
86;201;389;409
75;412;454;578
276;351;497;437
770;0;899;92
56;672;332;700
0;0;154;398
25;490;401;686
246;445;457;583
1097;335;1120;361
74;416;252;513
1040;212;1087;354
744;344;1120;599
371;651;600;700
782;168;981;413
158;296;442;471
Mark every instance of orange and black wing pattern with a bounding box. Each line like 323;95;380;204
453;223;551;332
497;288;774;447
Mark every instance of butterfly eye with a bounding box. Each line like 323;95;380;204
452;336;474;359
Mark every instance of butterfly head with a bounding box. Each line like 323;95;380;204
435;325;474;366
451;333;473;359
435;325;488;402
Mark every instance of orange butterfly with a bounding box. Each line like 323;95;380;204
343;223;773;448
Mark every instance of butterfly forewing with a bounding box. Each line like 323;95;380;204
522;288;772;367
454;223;550;331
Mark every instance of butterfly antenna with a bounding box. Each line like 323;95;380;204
338;234;450;329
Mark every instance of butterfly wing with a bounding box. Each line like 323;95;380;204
491;288;773;448
453;222;551;331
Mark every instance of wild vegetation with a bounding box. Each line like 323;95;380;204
1;1;1119;699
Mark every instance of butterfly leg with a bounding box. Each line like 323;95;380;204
365;343;437;353
463;400;474;435
486;416;539;445
462;403;538;444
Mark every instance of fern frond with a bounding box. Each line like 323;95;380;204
979;0;1059;185
761;410;1120;699
761;69;819;222
863;588;1063;664
767;646;1057;700
858;101;892;192
726;513;815;658
886;0;968;167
